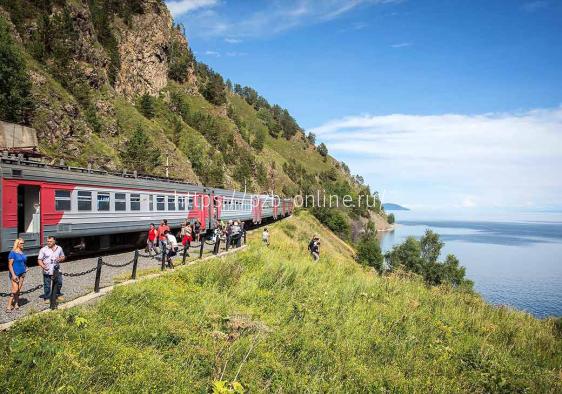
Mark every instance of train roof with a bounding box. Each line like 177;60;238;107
0;154;292;200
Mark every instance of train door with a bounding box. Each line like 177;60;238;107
17;185;41;249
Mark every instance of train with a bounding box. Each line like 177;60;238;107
0;154;293;259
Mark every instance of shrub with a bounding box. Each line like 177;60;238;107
311;207;351;240
384;230;472;288
356;236;383;272
317;142;328;157
387;213;395;224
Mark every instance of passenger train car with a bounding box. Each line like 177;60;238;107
0;155;293;258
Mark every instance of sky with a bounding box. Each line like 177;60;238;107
167;0;562;215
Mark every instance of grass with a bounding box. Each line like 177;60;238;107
1;212;560;393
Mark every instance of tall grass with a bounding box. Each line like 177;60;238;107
1;211;560;393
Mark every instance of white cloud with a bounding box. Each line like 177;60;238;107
390;42;412;48
169;0;400;39
308;107;562;210
225;38;242;44
204;50;221;56
225;51;247;57
167;0;218;16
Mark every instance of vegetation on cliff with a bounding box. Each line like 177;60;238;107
1;211;560;392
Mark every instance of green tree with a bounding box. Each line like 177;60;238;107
311;207;351;240
356;236;384;272
420;229;442;264
387;213;395;224
139;93;155;119
168;38;193;83
251;128;266;151
307;132;316;145
0;17;34;124
384;232;472;289
317;143;328;157
121;126;160;173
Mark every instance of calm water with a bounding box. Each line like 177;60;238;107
379;211;562;318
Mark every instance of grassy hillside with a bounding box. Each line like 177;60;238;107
1;211;560;393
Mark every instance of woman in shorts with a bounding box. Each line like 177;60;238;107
6;238;28;313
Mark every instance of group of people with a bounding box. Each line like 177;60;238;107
146;219;203;267
146;218;249;267
6;236;65;313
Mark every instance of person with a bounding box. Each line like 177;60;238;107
240;221;246;245
6;238;28;313
180;220;193;248
194;219;201;241
262;228;270;247
158;219;170;251
147;223;158;257
308;236;320;262
38;236;66;302
225;220;233;249
164;229;178;268
231;221;241;248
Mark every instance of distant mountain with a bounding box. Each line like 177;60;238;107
383;203;410;211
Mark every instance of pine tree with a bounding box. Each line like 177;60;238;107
0;17;34;124
121;126;160;173
139;93;155;119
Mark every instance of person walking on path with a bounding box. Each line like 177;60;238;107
164;230;178;268
147;223;158;257
194;219;201;242
308;236;320;262
231;221;241;248
38;236;65;303
180;220;193;248
262;228;270;247
6;238;28;313
158;219;170;251
225;220;233;248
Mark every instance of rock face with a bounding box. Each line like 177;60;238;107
115;0;174;97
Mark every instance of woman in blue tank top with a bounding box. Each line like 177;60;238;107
6;238;28;313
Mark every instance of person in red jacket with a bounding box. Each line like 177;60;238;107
147;223;158;257
158;219;170;251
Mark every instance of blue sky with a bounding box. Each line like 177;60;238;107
168;0;562;214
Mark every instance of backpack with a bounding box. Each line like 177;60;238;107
308;239;315;251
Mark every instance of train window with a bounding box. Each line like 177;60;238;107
168;196;176;211
156;195;165;211
187;197;194;210
115;193;126;211
55;190;71;211
130;194;141;211
97;192;110;211
149;195;154;211
77;191;92;211
178;196;186;210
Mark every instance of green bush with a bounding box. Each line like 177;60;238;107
385;230;472;288
311;207;351;240
356;235;383;272
387;213;395;224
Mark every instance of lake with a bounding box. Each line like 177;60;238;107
378;211;562;319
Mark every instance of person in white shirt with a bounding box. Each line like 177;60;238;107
38;236;66;302
164;230;178;268
262;228;270;247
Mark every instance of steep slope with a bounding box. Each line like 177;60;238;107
1;211;560;392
